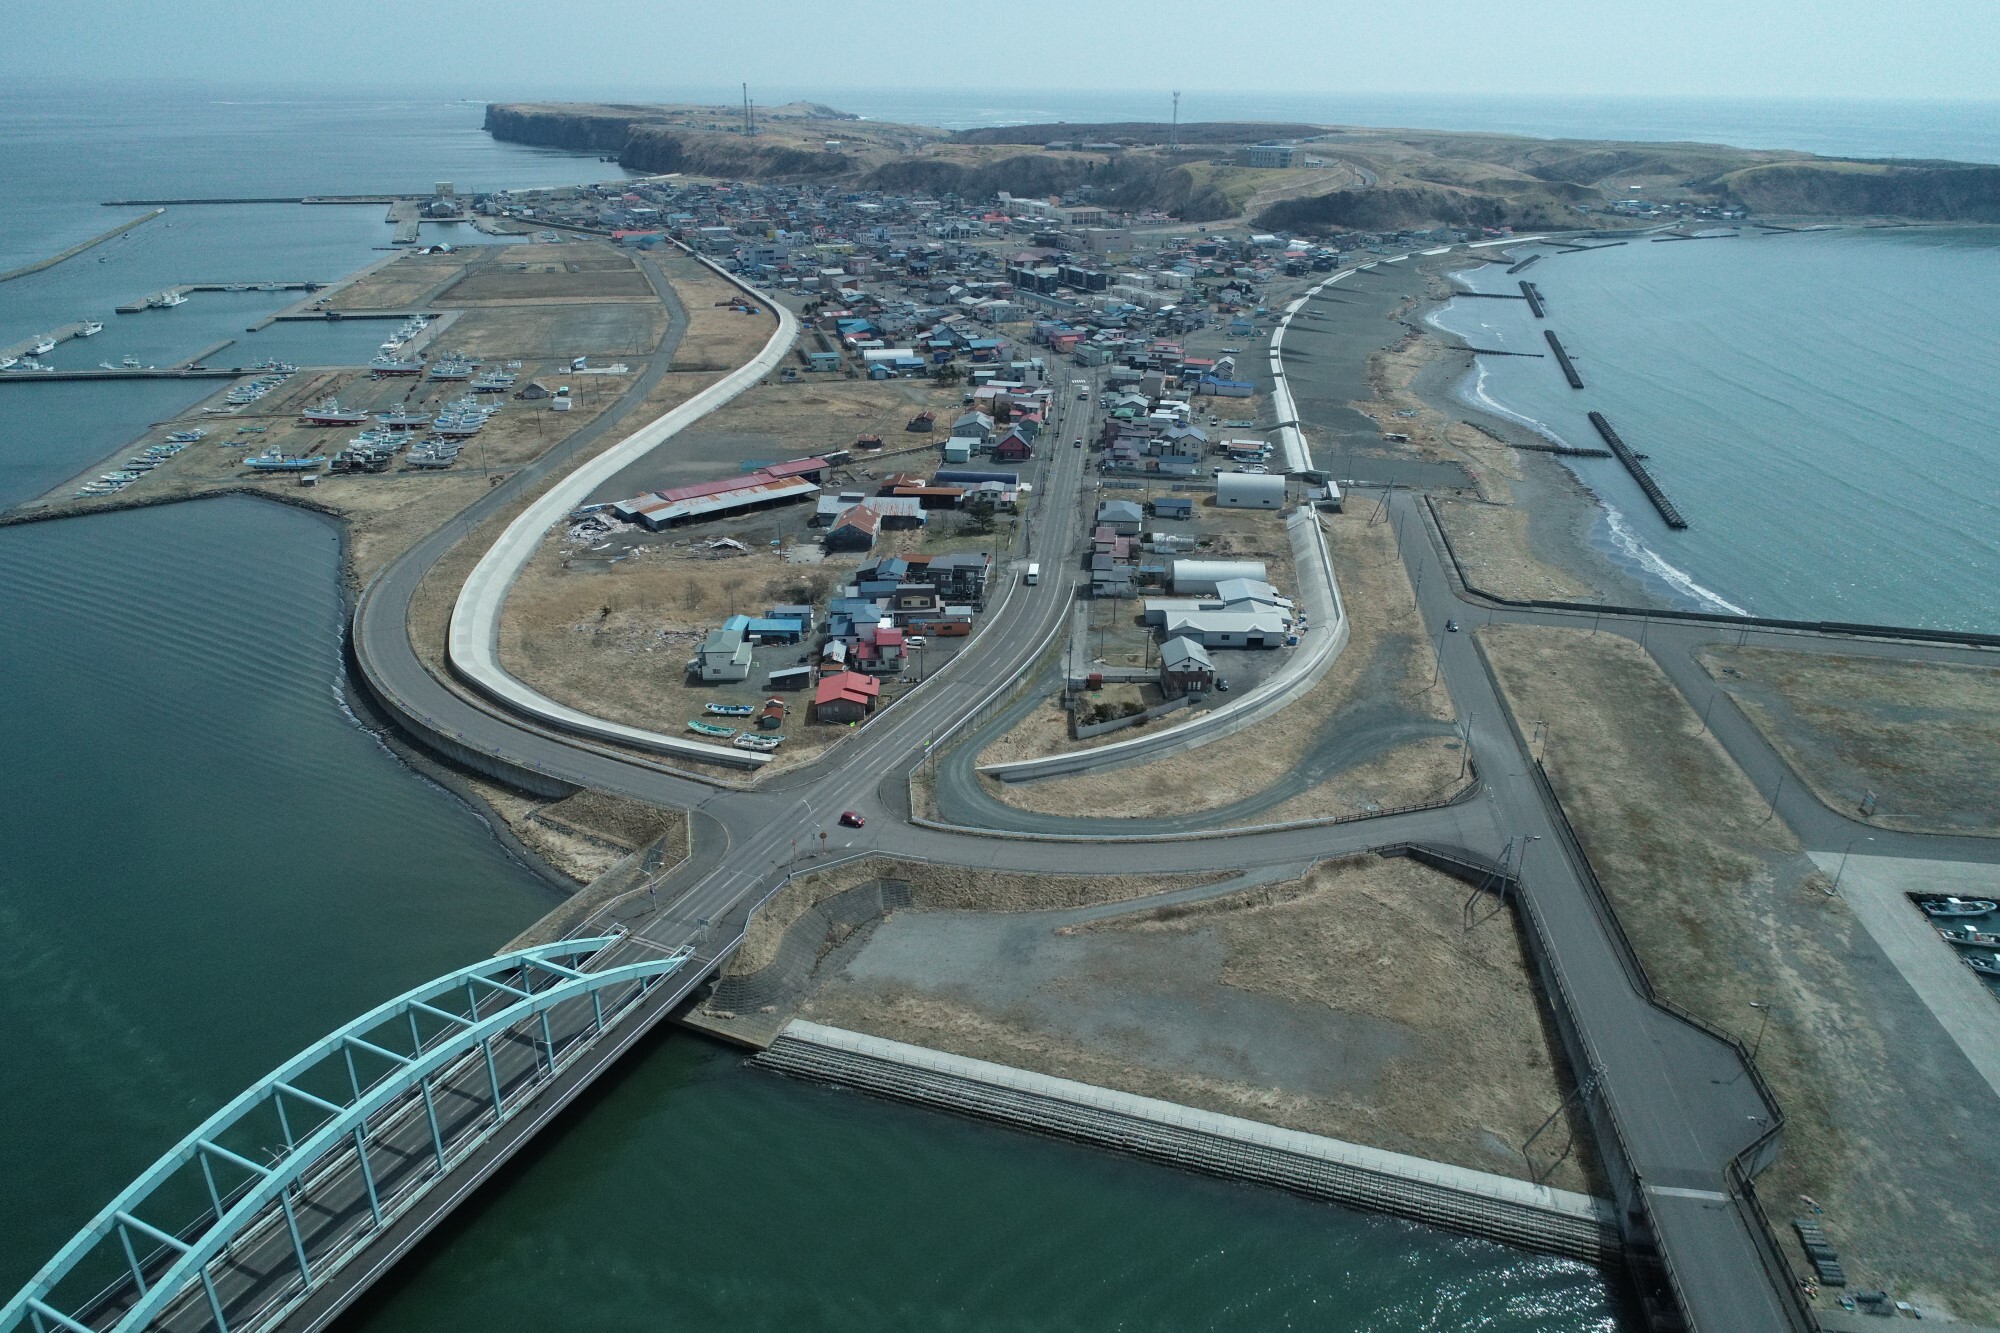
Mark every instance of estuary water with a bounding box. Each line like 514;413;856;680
1430;227;2000;631
0;86;1621;1328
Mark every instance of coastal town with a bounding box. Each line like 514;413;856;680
5;84;2000;1333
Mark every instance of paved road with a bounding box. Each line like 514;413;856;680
332;245;2000;1332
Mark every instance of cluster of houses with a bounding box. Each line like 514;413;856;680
484;171;1504;381
689;552;993;726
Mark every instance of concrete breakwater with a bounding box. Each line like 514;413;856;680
1544;330;1586;388
1588;411;1689;530
1520;280;1546;318
0;208;164;283
756;1020;1624;1264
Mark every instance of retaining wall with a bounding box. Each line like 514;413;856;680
981;507;1347;781
758;1020;1623;1265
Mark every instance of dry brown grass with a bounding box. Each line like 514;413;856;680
1700;646;2000;838
793;854;1597;1194
727;858;1232;976
497;543;860;770
980;507;1459;820
1480;624;2000;1320
1434;497;1599;601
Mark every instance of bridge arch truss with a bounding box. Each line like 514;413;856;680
4;937;690;1333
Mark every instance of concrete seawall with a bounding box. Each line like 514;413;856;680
757;1020;1623;1265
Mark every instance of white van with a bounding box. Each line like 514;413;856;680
1025;563;1040;586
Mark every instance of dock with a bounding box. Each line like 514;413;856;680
388;200;421;246
1520;281;1546;318
1588;411;1688;529
1543;331;1585;388
0;367;244;384
0;336;240;384
0;208;165;284
116;280;326;314
1;322;90;361
101;195;408;207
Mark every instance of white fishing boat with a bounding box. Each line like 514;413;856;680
77;321;104;338
30;336;56;355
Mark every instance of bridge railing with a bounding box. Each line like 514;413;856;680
3;939;691;1333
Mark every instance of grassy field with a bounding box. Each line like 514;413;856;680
1482;624;2000;1321
1700;646;2000;837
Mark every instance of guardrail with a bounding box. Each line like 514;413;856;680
1470;633;1814;1333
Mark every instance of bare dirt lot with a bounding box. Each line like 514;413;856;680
975;506;1461;824
757;854;1598;1194
1481;624;2000;1321
1700;646;2000;838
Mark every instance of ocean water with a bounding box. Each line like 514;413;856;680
0;85;1622;1327
1429;227;2000;631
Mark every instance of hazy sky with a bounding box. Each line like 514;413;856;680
7;0;1997;102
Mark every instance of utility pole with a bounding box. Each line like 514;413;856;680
1170;91;1181;152
742;83;752;137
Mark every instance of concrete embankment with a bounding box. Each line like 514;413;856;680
0;208;164;283
757;1020;1622;1264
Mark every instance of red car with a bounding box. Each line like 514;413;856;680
838;810;866;828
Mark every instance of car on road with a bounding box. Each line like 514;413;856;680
1073;437;1083;448
905;635;927;647
1215;678;1231;692
1219;347;1241;354
839;810;866;828
1446;619;1459;632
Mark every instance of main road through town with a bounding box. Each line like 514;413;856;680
337;245;2000;1333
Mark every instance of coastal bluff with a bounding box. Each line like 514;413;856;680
484;101;2000;228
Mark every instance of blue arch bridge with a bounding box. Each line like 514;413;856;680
2;937;694;1333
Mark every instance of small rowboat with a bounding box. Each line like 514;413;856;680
733;734;783;752
687;720;736;738
705;703;756;716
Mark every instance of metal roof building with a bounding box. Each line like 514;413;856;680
1216;471;1287;509
1170;559;1269;595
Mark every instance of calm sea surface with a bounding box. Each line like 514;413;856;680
0;86;1619;1328
1430;227;2000;631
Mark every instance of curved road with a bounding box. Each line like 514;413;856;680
340;241;2000;1333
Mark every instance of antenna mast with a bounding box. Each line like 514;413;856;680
1171;90;1181;151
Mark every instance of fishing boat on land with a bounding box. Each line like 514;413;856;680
242;448;325;473
299;400;370;426
732;734;783;752
705;703;756;716
1919;897;1999;919
687;720;737;738
1939;924;2000;949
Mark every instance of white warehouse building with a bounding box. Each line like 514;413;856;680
1216;471;1287;509
1169;559;1269;595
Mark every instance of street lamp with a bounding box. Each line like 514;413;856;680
1747;1000;1771;1062
1831;836;1872;894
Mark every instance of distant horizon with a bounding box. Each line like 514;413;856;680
10;74;2000;108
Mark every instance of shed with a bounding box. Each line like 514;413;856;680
767;665;814;691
